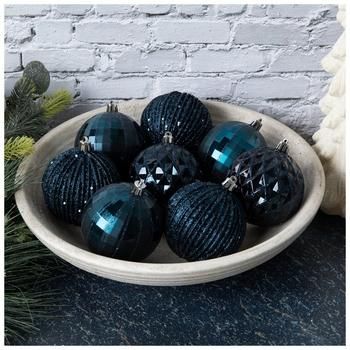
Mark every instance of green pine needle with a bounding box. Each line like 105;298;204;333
41;89;73;119
5;136;34;161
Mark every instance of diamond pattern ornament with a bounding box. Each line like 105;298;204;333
229;140;304;226
131;134;199;198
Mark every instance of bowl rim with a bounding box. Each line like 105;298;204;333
15;100;325;282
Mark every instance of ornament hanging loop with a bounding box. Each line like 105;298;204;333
250;119;262;131
276;139;288;153
80;136;91;152
222;176;238;192
106;101;118;113
162;132;174;144
132;179;147;196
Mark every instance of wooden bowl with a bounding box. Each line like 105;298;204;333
15;100;325;286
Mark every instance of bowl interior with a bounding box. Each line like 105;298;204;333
20;100;317;264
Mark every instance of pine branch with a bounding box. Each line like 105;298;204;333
5;136;34;161
41;89;73;119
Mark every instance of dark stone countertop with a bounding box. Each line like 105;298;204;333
21;211;344;346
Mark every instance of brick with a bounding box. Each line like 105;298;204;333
80;78;152;99
46;78;76;95
5;51;21;72
114;49;185;72
75;22;148;44
95;5;133;15
55;5;91;15
311;21;343;46
154;21;230;43
5;5;51;16
267;5;331;18
247;5;267;17
5;74;22;96
217;5;246;15
35;21;72;44
235;23;309;46
177;5;205;16
137;5;171;15
157;78;232;98
190;48;268;72
5;21;32;42
22;49;95;72
308;76;331;102
236;77;309;99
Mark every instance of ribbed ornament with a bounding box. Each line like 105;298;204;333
229;140;304;226
165;181;246;261
42;143;120;225
198;120;266;182
130;132;199;198
75;103;146;176
141;91;212;149
81;182;164;261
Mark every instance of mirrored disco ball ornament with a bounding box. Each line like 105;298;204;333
42;137;120;225
198;119;266;182
130;132;199;198
165;178;246;261
141;91;212;149
81;180;164;261
75;101;146;176
229;139;304;226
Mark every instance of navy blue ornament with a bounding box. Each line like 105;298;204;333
165;179;246;261
141;91;212;149
42;137;120;225
198;119;266;182
81;181;164;261
75;102;146;177
229;139;304;226
130;132;199;198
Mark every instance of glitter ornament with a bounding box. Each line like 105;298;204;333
75;101;146;177
165;179;246;261
81;180;164;261
141;91;212;149
130;132;199;198
42;137;120;225
198;119;267;182
229;139;304;226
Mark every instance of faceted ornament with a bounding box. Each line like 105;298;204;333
229;140;304;226
141;91;212;150
198;120;266;182
75;102;146;177
81;181;164;261
130;133;199;198
42;138;120;225
165;181;246;261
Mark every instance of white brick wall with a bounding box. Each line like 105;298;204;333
4;4;342;141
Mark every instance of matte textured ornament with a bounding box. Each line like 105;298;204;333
229;139;304;226
165;180;246;261
42;138;120;225
81;181;164;261
141;91;212;149
130;132;199;198
75;102;146;176
198;120;267;182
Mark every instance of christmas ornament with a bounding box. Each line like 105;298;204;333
141;91;212;149
229;139;304;226
130;132;199;198
81;180;164;261
23;61;50;94
42;137;120;225
75;101;146;177
198;119;266;182
165;179;246;261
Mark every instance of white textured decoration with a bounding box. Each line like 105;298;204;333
312;5;345;217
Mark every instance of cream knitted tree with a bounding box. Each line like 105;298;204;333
312;5;345;217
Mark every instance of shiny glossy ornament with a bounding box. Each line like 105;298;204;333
198;120;266;182
42;138;120;225
81;181;164;261
165;180;246;261
229;139;304;226
130;132;199;198
75;102;146;176
141;91;212;149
